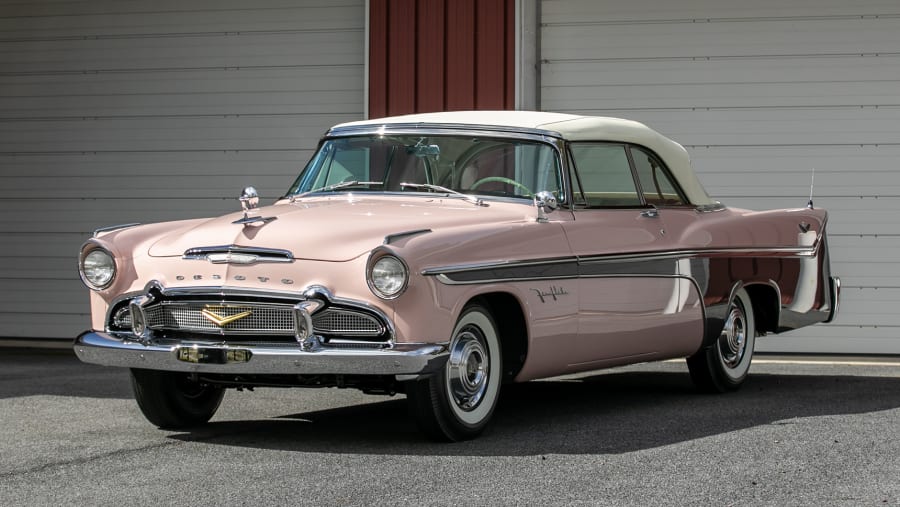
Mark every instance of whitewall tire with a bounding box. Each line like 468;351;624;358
687;288;756;392
406;304;502;441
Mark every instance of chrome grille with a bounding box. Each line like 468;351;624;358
313;308;384;337
147;302;293;335
124;299;387;339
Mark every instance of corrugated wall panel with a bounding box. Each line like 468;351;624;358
415;0;446;113
0;116;345;153
540;0;900;353
386;0;417;114
368;0;514;116
445;0;477;111
0;1;363;36
0;0;365;339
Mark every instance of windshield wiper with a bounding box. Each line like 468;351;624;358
291;181;382;201
399;182;487;207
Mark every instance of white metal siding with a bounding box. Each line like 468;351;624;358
541;0;900;353
0;0;365;338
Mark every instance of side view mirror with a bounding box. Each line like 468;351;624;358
534;191;558;223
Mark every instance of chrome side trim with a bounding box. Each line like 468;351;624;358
424;243;824;285
428;257;578;286
93;223;141;237
577;242;823;262
422;256;577;276
435;273;578;285
75;331;448;376
579;258;677;277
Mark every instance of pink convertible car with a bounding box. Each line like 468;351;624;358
75;111;839;441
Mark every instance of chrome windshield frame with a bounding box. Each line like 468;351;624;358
286;127;569;206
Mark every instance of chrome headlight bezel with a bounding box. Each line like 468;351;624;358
367;253;409;300
79;246;117;290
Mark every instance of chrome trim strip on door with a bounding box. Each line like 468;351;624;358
423;242;822;285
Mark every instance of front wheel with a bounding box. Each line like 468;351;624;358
130;369;225;429
406;304;502;441
687;288;756;393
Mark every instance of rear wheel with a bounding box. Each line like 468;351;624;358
130;369;224;429
687;288;756;392
406;304;502;441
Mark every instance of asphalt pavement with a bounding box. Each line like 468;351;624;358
1;347;898;506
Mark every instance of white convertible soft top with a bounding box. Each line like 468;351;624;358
334;111;714;205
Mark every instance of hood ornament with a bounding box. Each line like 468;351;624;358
233;186;277;225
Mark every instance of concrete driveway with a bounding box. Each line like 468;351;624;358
1;347;898;506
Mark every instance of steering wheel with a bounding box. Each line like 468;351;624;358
469;176;533;197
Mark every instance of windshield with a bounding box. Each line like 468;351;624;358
287;135;562;201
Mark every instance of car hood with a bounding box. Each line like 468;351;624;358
147;196;532;261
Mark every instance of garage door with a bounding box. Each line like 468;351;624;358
541;0;900;353
0;1;365;339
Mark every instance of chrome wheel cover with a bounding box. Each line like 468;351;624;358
447;326;490;411
719;303;747;369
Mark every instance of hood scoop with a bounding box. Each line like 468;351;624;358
183;245;294;265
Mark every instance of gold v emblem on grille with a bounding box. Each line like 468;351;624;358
201;306;253;327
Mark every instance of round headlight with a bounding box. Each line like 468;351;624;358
80;248;116;289
369;255;408;299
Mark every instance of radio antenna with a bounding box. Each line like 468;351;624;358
807;167;815;209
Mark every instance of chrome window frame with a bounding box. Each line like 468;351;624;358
565;140;694;210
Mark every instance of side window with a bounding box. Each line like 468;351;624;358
631;147;686;206
569;143;641;207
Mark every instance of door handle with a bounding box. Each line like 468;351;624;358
640;207;659;218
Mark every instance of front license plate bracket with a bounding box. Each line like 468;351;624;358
176;347;252;364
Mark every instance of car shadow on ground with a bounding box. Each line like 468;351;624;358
167;370;900;456
0;349;133;400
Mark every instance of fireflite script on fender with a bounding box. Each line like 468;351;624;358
531;285;569;303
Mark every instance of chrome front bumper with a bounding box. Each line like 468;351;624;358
74;331;448;376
